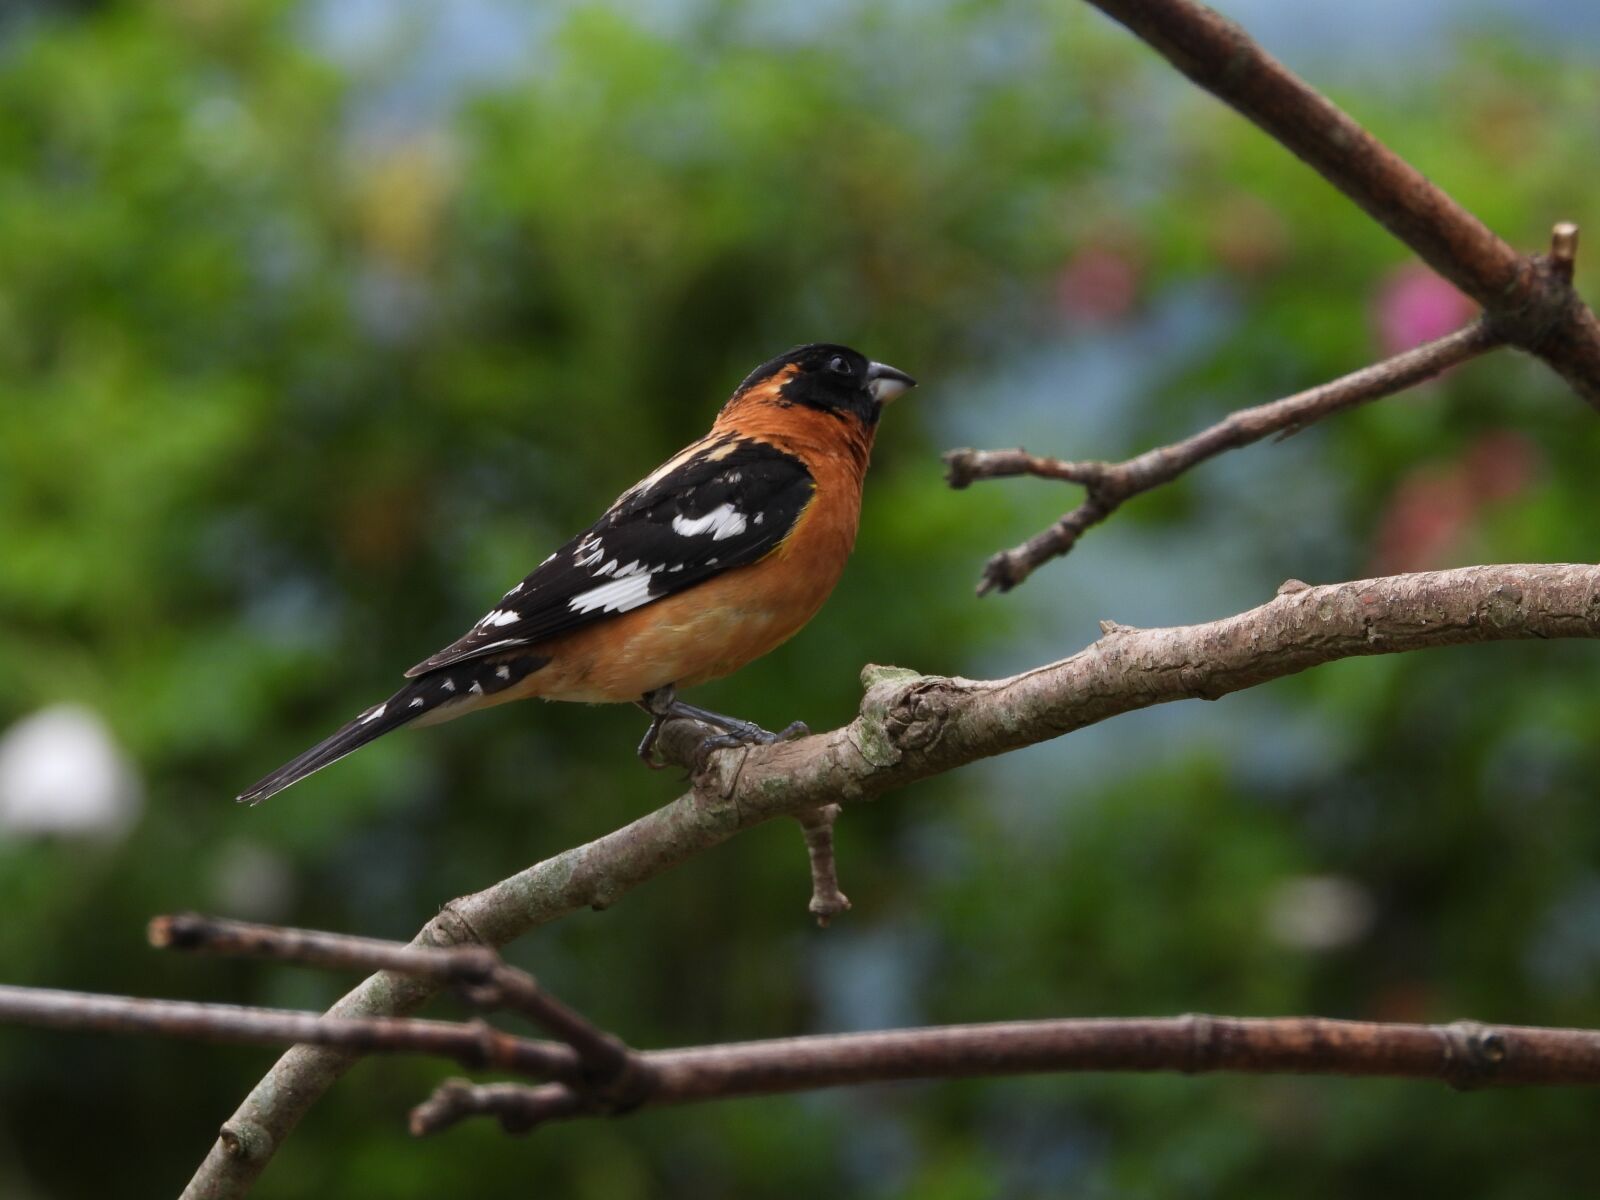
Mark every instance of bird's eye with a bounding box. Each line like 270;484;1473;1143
827;355;851;376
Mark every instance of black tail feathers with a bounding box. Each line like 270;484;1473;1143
235;652;549;805
235;680;433;805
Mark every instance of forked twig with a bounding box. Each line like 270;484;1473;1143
948;320;1500;594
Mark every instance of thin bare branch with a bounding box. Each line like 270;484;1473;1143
410;1014;1600;1136
947;319;1499;594
10;959;1600;1141
0;984;576;1079
1082;0;1600;405
186;563;1600;1196
412;1080;582;1136
148;913;634;1083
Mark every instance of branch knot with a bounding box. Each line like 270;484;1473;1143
1443;1020;1509;1091
217;1119;273;1163
1182;1012;1220;1074
888;679;959;754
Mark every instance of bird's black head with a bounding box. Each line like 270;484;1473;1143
735;343;916;425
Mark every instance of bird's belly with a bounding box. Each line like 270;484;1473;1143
520;555;841;704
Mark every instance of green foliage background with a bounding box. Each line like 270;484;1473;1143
2;1;1600;1195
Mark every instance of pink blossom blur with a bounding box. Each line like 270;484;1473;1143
1374;264;1476;356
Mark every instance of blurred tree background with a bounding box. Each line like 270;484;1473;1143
2;0;1600;1195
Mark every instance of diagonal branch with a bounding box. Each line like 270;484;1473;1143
1082;0;1600;404
947;318;1499;594
184;562;1600;1197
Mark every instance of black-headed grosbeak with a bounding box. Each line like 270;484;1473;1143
238;344;916;804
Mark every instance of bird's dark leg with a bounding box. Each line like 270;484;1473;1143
635;686;679;769
635;684;808;770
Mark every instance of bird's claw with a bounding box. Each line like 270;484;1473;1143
636;683;810;772
691;732;743;773
691;719;810;773
635;717;673;770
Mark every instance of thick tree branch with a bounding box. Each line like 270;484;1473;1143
185;563;1600;1197
1082;0;1600;403
947;319;1500;594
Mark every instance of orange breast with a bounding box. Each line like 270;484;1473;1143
512;470;861;704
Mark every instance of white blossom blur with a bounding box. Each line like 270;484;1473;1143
1265;874;1376;952
0;704;144;840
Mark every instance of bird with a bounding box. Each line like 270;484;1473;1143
237;343;916;804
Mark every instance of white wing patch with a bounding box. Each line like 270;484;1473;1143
477;609;520;629
672;503;748;541
568;564;657;614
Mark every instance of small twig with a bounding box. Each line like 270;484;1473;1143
0;984;578;1079
409;1013;1600;1136
948;318;1500;594
795;805;851;926
944;450;1106;489
411;1080;580;1136
647;717;846;925
150;913;638;1091
1551;222;1580;284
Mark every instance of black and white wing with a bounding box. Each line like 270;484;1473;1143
406;435;815;677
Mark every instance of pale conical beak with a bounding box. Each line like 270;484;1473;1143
866;361;917;403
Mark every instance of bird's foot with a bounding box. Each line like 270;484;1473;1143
634;685;807;771
691;720;809;773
